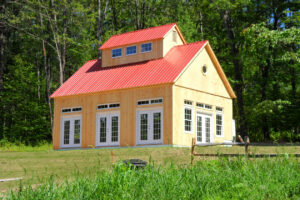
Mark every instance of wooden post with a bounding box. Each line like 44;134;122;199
191;138;196;164
238;135;244;143
244;136;250;157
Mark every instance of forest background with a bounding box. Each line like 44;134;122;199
0;0;299;145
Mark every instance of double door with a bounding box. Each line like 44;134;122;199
96;112;120;146
60;116;82;148
196;113;213;143
136;109;163;145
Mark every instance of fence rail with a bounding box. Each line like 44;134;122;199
191;136;300;164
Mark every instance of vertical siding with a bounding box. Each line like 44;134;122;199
52;84;173;149
163;27;184;57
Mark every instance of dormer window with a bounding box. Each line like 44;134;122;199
112;48;122;58
126;46;137;56
141;43;152;53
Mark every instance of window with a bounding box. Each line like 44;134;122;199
98;103;120;110
216;114;223;136
196;103;204;108
137;100;149;105
184;100;193;105
62;107;81;113
184;108;193;132
205;104;212;110
202;65;207;75
112;48;122;58
62;108;72;113
141;43;152;53
126;46;136;55
137;98;163;105
109;103;120;108
150;99;163;104
216;107;223;112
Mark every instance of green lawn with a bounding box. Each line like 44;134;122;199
1;145;300;196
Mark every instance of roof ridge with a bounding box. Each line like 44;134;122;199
109;23;176;38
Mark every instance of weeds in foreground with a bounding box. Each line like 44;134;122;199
4;157;300;200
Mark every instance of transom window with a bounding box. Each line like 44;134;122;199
126;46;137;55
137;98;163;105
112;48;122;58
196;103;204;108
184;100;193;105
141;43;152;53
62;107;82;113
216;114;223;136
98;103;120;110
205;104;212;110
216;107;223;112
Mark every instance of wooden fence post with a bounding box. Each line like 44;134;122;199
244;136;250;157
191;138;196;164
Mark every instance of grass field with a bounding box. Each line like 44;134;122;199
1;144;300;199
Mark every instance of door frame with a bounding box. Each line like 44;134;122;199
96;111;120;147
60;115;82;148
136;107;163;145
196;112;213;144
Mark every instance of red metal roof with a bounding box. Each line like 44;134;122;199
50;41;208;98
99;23;177;50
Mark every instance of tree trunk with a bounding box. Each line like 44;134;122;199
110;0;118;32
221;10;248;138
0;0;6;94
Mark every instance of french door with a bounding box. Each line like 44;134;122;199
60;116;82;148
96;112;120;146
136;109;163;145
196;113;213;143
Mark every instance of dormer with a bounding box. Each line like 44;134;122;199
99;23;186;67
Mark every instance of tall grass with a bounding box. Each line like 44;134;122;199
4;157;300;200
0;140;52;152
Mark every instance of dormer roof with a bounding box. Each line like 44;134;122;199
99;23;186;50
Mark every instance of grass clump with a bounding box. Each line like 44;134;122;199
4;158;300;200
0;140;52;152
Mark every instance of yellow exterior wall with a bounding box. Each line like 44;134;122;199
172;47;233;146
101;39;163;67
163;27;184;56
52;84;173;149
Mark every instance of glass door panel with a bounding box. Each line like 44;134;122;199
196;116;202;143
99;117;107;143
153;112;161;140
140;114;148;141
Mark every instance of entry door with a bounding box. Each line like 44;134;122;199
137;109;163;145
196;114;213;143
60;116;82;148
96;112;120;146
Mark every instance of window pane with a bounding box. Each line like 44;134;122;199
140;114;148;140
112;48;122;57
141;43;152;52
74;120;81;144
100;117;107;142
63;120;70;144
126;46;136;55
111;116;119;142
205;118;210;142
153;113;161;140
185;109;191;120
185;120;191;131
216;114;223;136
197;116;202;142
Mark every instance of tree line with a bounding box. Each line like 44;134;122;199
0;0;299;144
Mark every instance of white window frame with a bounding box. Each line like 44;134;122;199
136;107;163;145
184;105;194;134
112;48;122;58
137;98;163;106
60;115;82;148
215;112;224;137
126;45;137;56
61;107;82;113
196;112;214;143
140;42;152;53
97;103;120;110
96;111;120;147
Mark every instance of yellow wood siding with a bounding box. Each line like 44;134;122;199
52;84;173;149
101;39;163;67
172;46;233;146
163;27;184;56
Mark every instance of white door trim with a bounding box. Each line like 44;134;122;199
60;115;82;148
196;112;213;144
96;111;120;147
136;107;163;145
